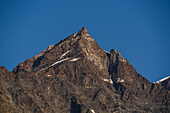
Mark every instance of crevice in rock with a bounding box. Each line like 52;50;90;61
92;89;101;101
70;96;82;113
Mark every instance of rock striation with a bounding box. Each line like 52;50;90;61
0;27;169;113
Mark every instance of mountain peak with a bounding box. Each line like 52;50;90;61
1;27;169;113
77;27;90;36
81;26;87;31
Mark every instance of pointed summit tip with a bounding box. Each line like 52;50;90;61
77;27;90;36
81;27;87;31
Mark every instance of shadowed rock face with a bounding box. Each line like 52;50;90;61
0;27;169;113
157;77;170;90
162;78;170;90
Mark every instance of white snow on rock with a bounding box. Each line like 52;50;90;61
103;49;110;54
74;33;77;37
90;109;95;113
117;78;124;83
60;51;70;59
51;58;70;66
70;58;80;62
109;79;113;84
155;76;170;83
38;58;70;73
103;78;113;84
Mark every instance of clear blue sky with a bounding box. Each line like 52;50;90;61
1;0;170;82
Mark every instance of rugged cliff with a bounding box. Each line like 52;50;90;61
0;27;169;113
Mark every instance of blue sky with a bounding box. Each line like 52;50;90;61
0;0;170;82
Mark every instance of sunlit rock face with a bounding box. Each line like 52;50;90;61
0;27;169;113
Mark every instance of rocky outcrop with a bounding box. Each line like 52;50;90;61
0;27;169;113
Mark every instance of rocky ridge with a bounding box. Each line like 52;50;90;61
0;27;169;113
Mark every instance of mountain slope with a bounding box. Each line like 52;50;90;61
0;27;169;113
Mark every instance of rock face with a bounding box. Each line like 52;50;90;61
161;77;170;90
156;76;170;90
0;27;169;113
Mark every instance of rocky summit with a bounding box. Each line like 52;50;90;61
0;27;169;113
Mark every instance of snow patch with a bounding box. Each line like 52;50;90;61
70;58;80;62
74;33;77;37
38;58;70;73
51;58;70;66
103;79;108;82
117;78;124;83
103;78;113;84
47;75;51;77
103;49;110;53
155;76;170;83
60;51;70;59
90;109;95;113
